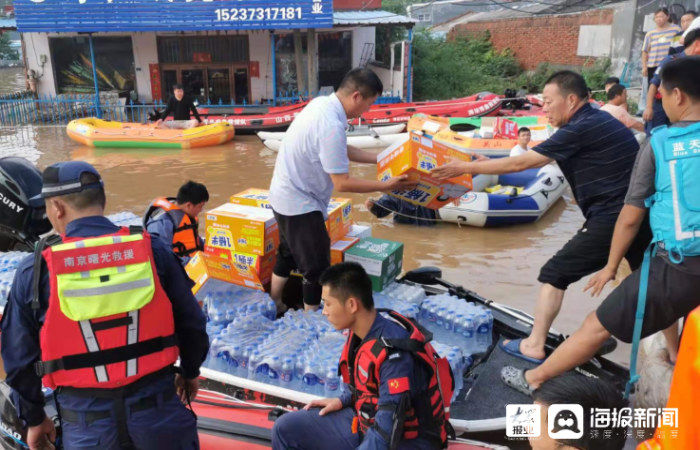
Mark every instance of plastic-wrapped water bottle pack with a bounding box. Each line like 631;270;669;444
204;286;277;325
373;292;421;319
205;304;347;397
431;341;472;402
419;293;493;356
0;251;30;306
380;282;426;305
106;211;143;228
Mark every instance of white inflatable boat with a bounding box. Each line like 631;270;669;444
439;165;567;227
263;132;409;151
257;123;405;141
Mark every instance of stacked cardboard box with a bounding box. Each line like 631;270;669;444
187;203;279;292
377;131;473;209
230;188;353;243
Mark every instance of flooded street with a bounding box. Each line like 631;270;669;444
0;67;27;94
0;124;631;365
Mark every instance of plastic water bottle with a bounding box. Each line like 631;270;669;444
280;357;294;388
248;350;261;381
460;314;475;355
302;364;318;395
475;311;491;352
324;365;340;397
226;345;242;376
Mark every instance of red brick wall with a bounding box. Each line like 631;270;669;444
449;9;614;70
333;0;381;10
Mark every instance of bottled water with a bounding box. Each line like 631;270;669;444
280;358;294;388
0;251;31;307
418;294;493;358
324;365;340;397
107;211;142;227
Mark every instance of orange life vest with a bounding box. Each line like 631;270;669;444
637;305;700;450
35;227;179;390
338;310;453;447
143;197;202;257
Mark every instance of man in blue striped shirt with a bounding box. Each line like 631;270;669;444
432;70;651;364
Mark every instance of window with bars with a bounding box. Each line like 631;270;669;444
157;36;249;64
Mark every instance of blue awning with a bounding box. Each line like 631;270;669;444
333;10;417;27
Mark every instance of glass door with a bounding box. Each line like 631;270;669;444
161;70;177;101
234;68;249;104
207;68;230;104
181;69;206;103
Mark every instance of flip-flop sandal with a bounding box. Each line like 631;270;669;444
499;339;545;364
501;366;534;396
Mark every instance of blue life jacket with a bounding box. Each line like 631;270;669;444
646;122;700;263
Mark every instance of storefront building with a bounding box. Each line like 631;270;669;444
15;0;415;104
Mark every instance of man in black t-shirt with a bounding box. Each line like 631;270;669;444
432;70;651;365
155;83;203;129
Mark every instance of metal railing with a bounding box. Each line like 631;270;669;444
0;91;405;126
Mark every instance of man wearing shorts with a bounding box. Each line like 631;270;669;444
268;68;415;312
501;56;700;394
433;70;651;364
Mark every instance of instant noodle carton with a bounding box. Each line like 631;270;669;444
229;188;273;209
345;237;404;291
204;203;279;257
376;131;473;209
186;250;273;292
229;189;353;243
326;198;353;243
331;236;360;265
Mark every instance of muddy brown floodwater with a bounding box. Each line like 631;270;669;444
0;124;632;366
0;67;27;94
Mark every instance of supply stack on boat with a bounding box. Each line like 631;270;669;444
408;114;554;158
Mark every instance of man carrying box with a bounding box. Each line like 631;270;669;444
432;70;651;364
269;68;415;311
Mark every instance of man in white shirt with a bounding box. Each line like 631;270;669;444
601;84;645;133
510;127;531;156
268;68;415;312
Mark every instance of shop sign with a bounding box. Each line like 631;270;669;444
15;0;333;32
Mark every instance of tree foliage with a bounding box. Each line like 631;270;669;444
412;31;519;100
411;30;615;101
0;33;18;61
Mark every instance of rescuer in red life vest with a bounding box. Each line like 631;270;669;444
272;262;453;450
143;180;208;263
0;161;209;449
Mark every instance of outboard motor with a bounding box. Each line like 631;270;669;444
502;88;526;110
0;157;52;251
0;382;60;449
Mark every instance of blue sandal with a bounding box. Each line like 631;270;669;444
499;339;545;364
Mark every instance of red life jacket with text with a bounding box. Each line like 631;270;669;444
36;227;179;389
338;310;454;447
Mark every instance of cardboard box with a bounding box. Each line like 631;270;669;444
344;237;404;291
347;224;372;239
204;203;279;257
376;132;473;209
326;198;353;243
186;250;274;292
229;188;273;209
229;189;353;243
331;237;360;265
185;251;209;295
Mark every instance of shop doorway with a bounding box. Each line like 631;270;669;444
159;65;249;104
